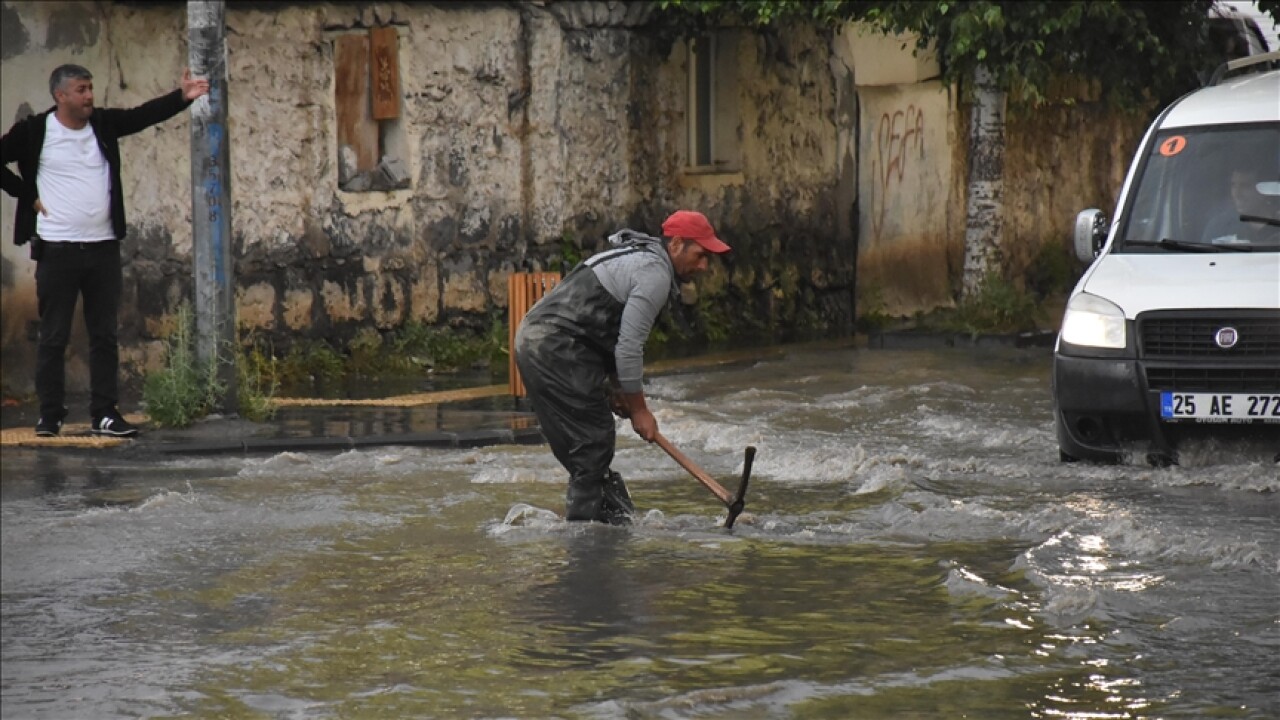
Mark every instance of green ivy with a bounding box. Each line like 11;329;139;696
654;1;1269;109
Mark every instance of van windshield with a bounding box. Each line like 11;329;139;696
1118;123;1280;253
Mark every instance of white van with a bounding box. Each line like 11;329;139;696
1053;51;1280;464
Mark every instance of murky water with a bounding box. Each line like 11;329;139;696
2;347;1277;719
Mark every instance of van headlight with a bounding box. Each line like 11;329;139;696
1060;293;1126;349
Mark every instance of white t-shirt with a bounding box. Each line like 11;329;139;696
35;113;114;242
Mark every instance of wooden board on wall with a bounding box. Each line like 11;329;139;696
370;26;400;120
335;33;378;172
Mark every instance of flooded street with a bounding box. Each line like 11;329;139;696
2;346;1277;719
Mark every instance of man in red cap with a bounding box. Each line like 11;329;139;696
514;210;731;524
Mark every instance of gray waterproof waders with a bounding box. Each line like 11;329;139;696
514;251;645;524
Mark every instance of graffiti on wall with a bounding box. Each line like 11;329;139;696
870;104;926;242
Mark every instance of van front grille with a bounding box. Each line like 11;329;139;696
1138;310;1280;358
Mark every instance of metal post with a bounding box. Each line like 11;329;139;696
188;0;236;412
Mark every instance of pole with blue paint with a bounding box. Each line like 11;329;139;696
188;0;236;412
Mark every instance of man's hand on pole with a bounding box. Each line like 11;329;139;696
181;68;210;101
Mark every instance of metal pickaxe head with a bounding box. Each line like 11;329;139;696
724;446;756;529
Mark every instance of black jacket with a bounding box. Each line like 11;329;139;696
0;89;192;246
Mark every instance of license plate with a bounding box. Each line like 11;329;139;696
1160;392;1280;423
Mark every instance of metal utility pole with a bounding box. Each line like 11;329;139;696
187;0;236;412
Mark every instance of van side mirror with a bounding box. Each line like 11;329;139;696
1073;209;1108;262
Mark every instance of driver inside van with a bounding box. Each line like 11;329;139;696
1202;166;1279;244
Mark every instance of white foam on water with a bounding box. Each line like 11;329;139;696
905;412;1047;454
651;409;768;454
852;464;911;495
134;489;199;511
67;488;200;521
487;503;750;542
813;385;907;410
750;445;874;484
943;564;1018;601
1093;514;1274;571
645;434;926;489
577;663;1015;719
262;451;312;465
233;447;464;480
854;496;1074;546
758;499;1052;548
1147;461;1280;494
1039;585;1105;626
1014;505;1274;623
498;503;563;529
469;466;556;484
931;455;1039;480
719;387;808;407
643;374;696;401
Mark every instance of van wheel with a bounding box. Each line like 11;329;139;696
1058;449;1078;463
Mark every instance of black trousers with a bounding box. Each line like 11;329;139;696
513;264;625;521
35;240;122;420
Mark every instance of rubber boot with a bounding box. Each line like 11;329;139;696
565;476;604;522
599;470;635;526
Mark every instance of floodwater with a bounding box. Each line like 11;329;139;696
2;347;1277;719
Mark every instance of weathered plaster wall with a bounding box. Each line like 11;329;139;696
1002;103;1148;290
630;23;853;331
1;1;854;395
855;81;962;315
845;31;1149;318
0;0;1147;397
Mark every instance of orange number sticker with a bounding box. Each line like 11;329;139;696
1159;136;1187;157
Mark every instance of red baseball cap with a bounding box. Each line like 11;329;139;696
661;210;731;254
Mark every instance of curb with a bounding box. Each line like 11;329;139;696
867;329;1056;350
137;426;547;456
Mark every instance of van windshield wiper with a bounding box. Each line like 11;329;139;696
1123;238;1253;252
1240;214;1280;227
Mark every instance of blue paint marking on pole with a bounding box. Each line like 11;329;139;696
207;122;222;156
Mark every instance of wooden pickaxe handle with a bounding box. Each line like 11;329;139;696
654;433;734;505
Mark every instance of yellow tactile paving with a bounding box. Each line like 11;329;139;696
270;384;509;408
0;413;146;448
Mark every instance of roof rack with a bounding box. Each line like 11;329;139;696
1208;50;1280;86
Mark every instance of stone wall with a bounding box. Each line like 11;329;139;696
0;1;852;395
0;0;1153;397
842;26;1150;317
1002;102;1150;292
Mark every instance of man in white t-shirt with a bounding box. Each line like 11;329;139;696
1;64;209;437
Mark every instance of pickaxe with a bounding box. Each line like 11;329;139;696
654;433;755;528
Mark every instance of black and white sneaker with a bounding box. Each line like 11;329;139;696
91;412;139;437
35;416;64;437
